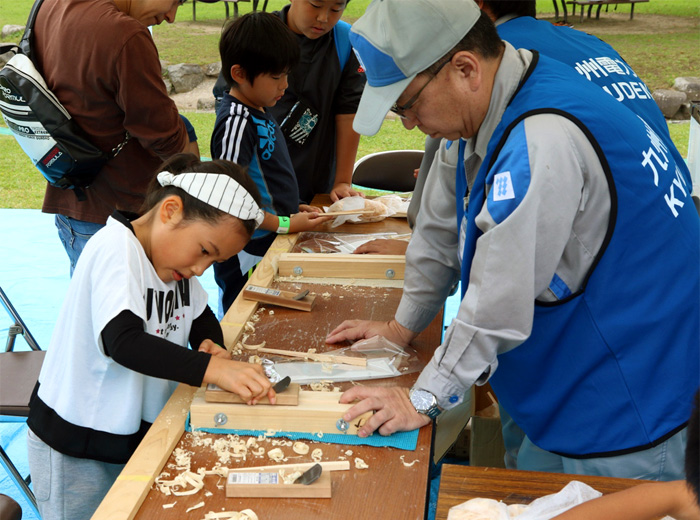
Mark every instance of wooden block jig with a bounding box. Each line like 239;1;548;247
242;284;315;311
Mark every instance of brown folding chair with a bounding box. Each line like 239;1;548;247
352;150;424;193
0;494;21;520
0;286;44;517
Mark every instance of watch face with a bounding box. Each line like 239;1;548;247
411;389;436;412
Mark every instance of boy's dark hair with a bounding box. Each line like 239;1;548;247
142;153;262;237
687;389;700;504
482;0;537;19
219;11;300;89
425;10;504;76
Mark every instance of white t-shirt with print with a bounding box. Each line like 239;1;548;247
37;215;209;435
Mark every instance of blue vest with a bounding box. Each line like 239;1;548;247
497;16;691;187
456;53;699;457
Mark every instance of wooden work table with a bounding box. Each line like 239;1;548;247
436;465;650;520
93;202;441;520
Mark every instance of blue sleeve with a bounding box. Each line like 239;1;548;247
179;114;197;142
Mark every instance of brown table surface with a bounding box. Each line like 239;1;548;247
436;465;651;520
133;281;441;520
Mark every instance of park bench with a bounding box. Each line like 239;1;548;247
564;0;650;23
191;0;269;21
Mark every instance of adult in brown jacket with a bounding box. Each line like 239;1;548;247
33;0;198;274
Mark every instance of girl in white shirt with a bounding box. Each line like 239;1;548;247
27;153;277;520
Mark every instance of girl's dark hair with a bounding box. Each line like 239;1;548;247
425;10;504;76
141;153;262;236
220;11;300;89
483;0;537;19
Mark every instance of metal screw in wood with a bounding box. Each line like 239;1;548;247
336;418;349;433
386;269;395;279
214;413;228;426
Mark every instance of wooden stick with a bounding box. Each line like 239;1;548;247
256;347;367;367
278;253;405;280
232;461;350;473
321;209;376;216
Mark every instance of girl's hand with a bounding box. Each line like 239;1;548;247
204;358;275;405
289;211;334;233
198;339;230;359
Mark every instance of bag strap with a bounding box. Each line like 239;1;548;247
109;131;131;159
333;20;352;71
19;0;45;58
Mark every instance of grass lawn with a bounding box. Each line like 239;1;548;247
0;0;696;209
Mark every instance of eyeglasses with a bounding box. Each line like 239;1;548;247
390;60;448;119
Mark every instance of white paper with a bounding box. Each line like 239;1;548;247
274;357;401;384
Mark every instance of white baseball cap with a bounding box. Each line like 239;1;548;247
349;0;482;135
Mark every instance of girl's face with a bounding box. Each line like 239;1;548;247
150;202;249;283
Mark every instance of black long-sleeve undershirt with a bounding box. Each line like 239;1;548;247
101;305;225;387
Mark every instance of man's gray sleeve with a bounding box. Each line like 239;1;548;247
402;114;608;409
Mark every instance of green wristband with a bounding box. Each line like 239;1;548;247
277;216;290;234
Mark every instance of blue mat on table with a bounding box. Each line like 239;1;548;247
187;416;420;451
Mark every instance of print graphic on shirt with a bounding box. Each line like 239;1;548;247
492;171;515;201
289;108;318;146
251;115;277;160
146;279;191;338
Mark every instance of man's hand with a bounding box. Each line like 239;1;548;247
354;239;409;255
325;319;416;346
198;339;230;359
330;182;365;202
340;386;432;437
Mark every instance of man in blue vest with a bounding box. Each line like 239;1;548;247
326;0;699;479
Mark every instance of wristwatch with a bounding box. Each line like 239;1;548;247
409;387;441;420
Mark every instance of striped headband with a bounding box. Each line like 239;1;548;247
157;171;264;228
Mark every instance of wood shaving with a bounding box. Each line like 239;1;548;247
400;455;420;467
307;348;317;354
202;509;259;520
311;448;323;462
269;310;275;315
354;457;369;469
248;355;262;364
155;470;204;496
309;381;335;392
186;501;205;513
244;322;256;333
241;341;266;351
292;442;309;455
162;502;176;509
267;448;286;462
279;469;303;484
344;450;353;457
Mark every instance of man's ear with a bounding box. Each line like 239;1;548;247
230;64;248;85
160;195;184;226
451;51;482;91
